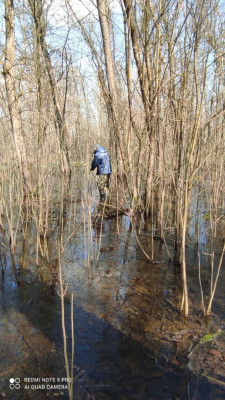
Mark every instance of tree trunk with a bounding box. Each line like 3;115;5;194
97;0;125;180
97;0;118;120
3;0;32;193
28;0;71;177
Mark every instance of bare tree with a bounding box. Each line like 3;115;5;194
28;0;71;177
3;0;32;193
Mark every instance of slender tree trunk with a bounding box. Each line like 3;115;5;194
122;3;138;201
3;0;32;193
97;0;124;180
97;0;117;114
28;0;71;177
123;0;151;132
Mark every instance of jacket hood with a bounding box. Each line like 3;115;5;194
94;145;108;153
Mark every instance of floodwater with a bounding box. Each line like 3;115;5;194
0;189;225;399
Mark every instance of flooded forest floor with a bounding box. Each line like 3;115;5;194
0;185;225;400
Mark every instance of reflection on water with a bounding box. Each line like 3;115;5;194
0;196;225;399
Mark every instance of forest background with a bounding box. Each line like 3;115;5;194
1;0;225;318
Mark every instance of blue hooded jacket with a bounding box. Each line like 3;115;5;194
90;145;111;175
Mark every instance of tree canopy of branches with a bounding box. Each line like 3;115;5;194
1;0;225;315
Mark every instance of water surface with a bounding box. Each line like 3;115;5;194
0;196;225;399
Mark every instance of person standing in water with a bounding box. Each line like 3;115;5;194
90;144;111;200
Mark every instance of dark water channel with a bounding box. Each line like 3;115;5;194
0;197;225;400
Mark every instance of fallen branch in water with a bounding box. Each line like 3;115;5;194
201;374;225;386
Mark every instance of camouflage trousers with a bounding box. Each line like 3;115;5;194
97;174;110;197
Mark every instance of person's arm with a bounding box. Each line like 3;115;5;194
90;154;99;171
